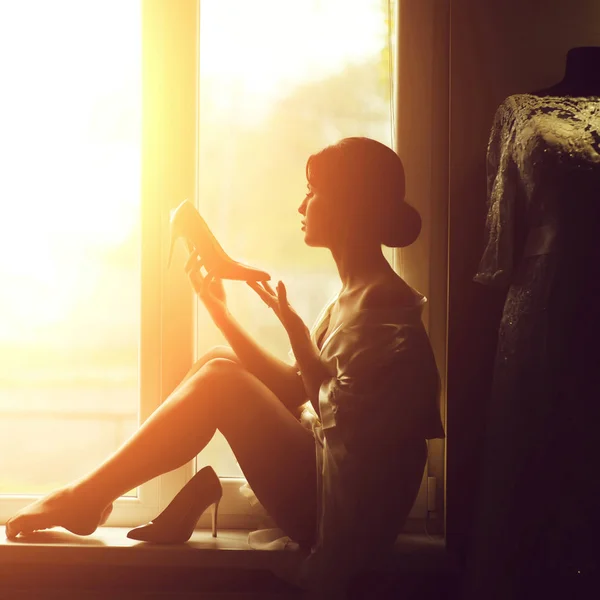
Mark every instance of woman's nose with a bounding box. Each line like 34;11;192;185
298;200;306;215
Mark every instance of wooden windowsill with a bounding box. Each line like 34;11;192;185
0;527;298;571
0;526;451;569
0;526;456;598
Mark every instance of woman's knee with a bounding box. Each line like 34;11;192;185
175;357;243;422
199;345;238;365
184;345;238;381
191;357;271;427
201;357;243;378
188;357;246;407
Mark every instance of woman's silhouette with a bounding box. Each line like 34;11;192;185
5;137;444;594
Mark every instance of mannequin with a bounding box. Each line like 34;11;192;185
536;46;600;96
466;49;600;600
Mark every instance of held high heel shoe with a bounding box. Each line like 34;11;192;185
168;199;271;282
126;466;223;544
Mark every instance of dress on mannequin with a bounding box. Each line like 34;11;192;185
469;87;600;598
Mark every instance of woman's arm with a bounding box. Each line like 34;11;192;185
213;310;307;413
188;269;306;412
248;280;332;416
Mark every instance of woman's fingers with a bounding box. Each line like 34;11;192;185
184;251;202;275
246;280;287;321
261;280;291;314
189;276;203;298
276;281;289;306
186;261;210;297
246;281;277;305
188;270;204;292
246;280;264;295
246;281;272;306
262;281;276;296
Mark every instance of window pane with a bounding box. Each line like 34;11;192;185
194;0;394;476
0;1;141;494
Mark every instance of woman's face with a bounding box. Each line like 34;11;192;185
298;182;340;248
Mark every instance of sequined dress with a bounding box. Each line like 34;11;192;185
470;93;600;595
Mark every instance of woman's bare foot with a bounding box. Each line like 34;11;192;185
5;485;113;540
99;503;113;526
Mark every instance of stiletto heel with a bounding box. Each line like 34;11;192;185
211;500;219;538
127;466;223;544
168;199;271;282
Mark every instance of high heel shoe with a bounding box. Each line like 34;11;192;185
126;466;223;544
168;199;271;282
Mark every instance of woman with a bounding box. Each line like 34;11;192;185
5;137;444;595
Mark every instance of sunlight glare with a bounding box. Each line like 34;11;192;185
0;0;140;337
200;0;385;120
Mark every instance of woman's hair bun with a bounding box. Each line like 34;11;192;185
380;200;421;248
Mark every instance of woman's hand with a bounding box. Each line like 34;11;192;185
247;280;310;341
249;279;331;411
186;252;230;325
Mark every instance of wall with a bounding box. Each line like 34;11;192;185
396;0;450;537
446;0;600;565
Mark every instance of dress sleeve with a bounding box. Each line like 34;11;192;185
473;96;519;287
318;320;444;445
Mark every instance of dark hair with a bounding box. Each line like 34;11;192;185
305;137;421;248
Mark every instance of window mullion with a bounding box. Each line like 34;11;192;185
150;0;200;514
108;0;200;526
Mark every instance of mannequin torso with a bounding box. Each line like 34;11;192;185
535;46;600;97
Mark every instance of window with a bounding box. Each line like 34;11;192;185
1;0;428;529
193;0;397;474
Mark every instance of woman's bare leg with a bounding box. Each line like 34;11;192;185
5;351;316;545
174;345;240;390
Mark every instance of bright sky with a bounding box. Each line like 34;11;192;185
0;1;141;338
200;0;386;117
0;0;387;341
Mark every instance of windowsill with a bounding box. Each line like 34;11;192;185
0;526;450;567
0;527;299;571
0;526;456;596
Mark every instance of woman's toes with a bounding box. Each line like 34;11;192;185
5;515;32;540
4;488;108;540
5;517;18;539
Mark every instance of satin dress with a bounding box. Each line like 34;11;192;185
245;290;445;594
